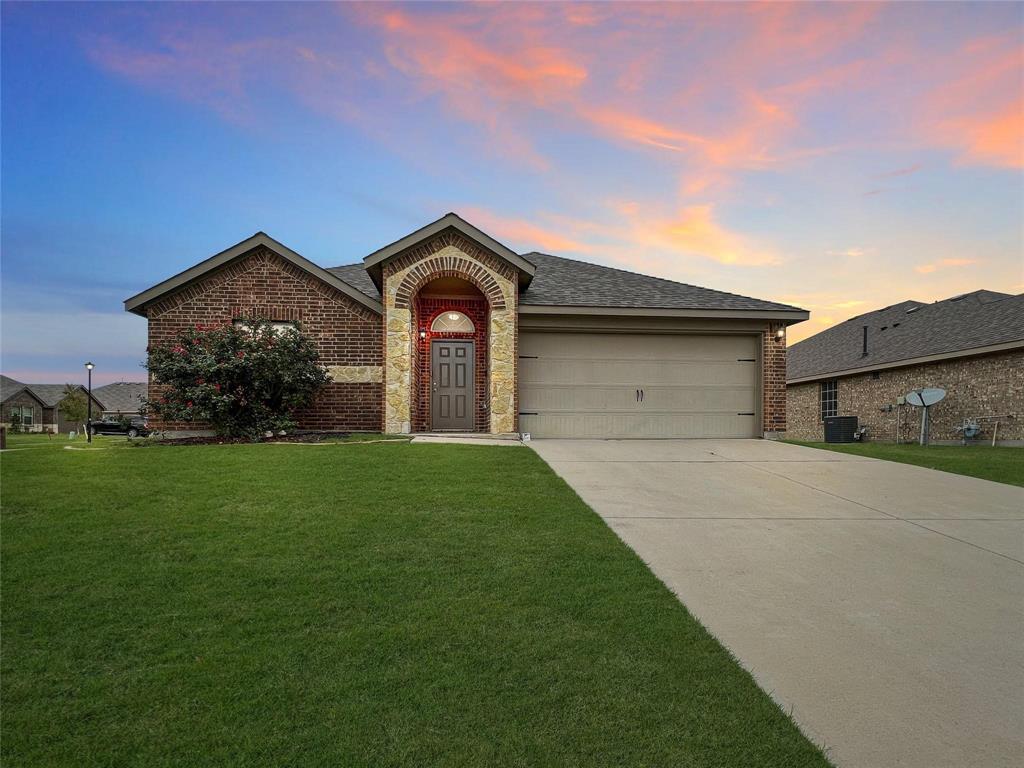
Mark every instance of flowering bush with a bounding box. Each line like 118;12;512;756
144;319;330;438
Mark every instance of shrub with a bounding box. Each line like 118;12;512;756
143;319;330;438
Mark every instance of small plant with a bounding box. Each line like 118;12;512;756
143;318;330;439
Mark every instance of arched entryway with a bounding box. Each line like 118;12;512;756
379;231;520;435
412;277;489;432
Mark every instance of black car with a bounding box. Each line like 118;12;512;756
89;416;151;438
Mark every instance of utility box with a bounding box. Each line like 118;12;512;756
824;416;859;443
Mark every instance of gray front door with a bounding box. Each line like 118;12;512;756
431;340;474;431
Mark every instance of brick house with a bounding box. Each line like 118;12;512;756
787;290;1024;444
1;375;106;434
125;213;807;438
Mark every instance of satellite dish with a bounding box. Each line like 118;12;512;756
905;388;945;407
903;388;946;445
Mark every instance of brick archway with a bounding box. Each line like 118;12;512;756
393;257;507;310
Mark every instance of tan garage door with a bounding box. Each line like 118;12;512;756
518;332;759;438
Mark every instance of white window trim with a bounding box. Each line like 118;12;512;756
430;311;474;333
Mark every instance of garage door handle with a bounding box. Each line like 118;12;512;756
636;389;640;402
640;389;644;402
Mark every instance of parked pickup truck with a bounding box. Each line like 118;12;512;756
89;416;151;438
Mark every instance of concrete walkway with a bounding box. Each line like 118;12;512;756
530;439;1024;768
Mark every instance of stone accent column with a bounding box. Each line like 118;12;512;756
489;306;516;434
383;300;413;434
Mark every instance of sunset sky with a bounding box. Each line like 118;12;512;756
2;1;1022;385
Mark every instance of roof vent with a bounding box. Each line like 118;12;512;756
892;322;900;327
906;306;920;314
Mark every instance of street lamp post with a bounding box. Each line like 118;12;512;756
85;362;94;443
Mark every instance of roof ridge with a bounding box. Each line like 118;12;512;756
522;251;804;311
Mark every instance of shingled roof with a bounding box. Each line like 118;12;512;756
787;290;1024;383
328;251;803;315
94;382;147;413
0;376;105;408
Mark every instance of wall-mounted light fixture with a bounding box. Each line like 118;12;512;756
775;327;785;340
419;329;426;339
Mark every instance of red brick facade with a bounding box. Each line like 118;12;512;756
136;235;792;439
145;246;383;432
762;323;788;435
412;295;490;432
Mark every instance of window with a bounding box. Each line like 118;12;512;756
233;320;295;335
10;405;33;426
430;311;474;333
820;380;838;420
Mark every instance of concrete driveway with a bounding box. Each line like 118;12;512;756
530;439;1024;768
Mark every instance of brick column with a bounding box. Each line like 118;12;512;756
762;323;788;438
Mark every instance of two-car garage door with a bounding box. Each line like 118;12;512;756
518;332;759;438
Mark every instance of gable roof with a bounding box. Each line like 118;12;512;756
94;382;147;412
329;251;806;319
127;215;806;324
787;290;1024;383
1;375;37;404
0;376;105;409
124;232;383;316
361;212;537;291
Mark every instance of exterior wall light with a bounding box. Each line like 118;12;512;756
419;329;426;339
775;328;785;340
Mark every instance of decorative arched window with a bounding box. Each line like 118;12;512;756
430;311;474;333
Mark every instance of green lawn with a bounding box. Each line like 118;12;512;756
786;440;1024;487
1;438;831;767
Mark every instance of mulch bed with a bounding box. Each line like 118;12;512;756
155;431;354;446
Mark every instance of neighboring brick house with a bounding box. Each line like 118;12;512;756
787;290;1024;444
1;375;106;434
94;382;148;418
125;213;807;438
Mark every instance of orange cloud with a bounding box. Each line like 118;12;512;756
648;206;781;266
951;99;1024;169
457;207;593;254
921;36;1023;169
915;258;978;274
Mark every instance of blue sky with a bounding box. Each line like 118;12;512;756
2;1;1022;385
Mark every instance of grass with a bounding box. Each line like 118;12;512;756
786;440;1024;487
2;438;831;767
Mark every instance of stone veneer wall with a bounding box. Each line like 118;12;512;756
382;231;518;434
145;246;384;432
786;349;1024;443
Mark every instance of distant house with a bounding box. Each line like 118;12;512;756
1;375;107;434
94;382;148;418
786;290;1024;444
